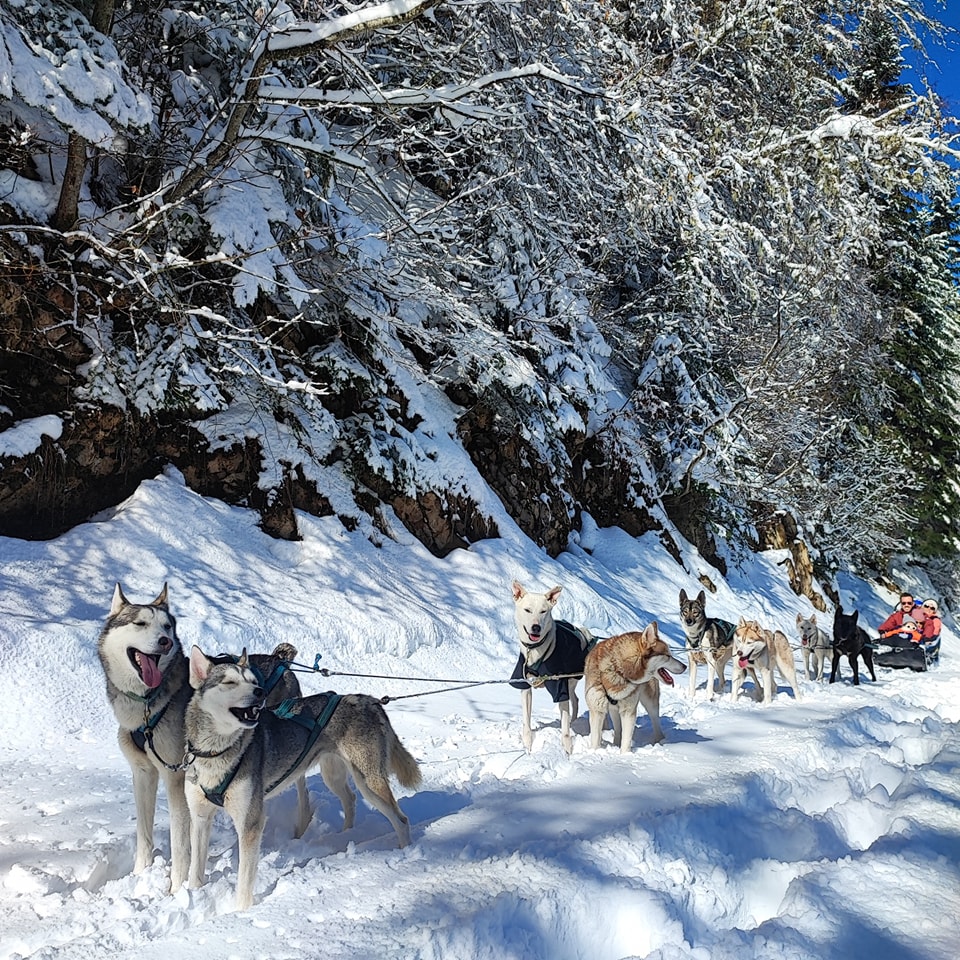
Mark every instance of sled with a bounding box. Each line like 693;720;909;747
873;633;940;673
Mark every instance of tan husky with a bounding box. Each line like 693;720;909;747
583;622;687;753
732;618;803;703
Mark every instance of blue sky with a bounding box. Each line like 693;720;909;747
909;3;960;117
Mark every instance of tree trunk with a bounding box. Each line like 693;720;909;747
51;132;87;232
50;0;117;233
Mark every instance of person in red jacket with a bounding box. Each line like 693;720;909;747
877;592;926;644
920;599;942;641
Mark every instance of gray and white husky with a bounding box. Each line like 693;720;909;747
796;613;831;681
678;589;735;699
98;583;192;891
97;584;302;893
185;646;422;910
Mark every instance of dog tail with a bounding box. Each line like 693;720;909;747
388;727;422;789
271;642;298;661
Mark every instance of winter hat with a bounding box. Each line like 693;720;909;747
922;599;939;614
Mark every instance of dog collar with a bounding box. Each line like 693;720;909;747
122;685;162;706
184;740;232;763
520;630;550;650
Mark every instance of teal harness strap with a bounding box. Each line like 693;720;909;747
198;693;342;808
125;686;181;770
202;758;240;808
132;698;172;757
714;619;738;645
213;654;291;698
266;693;341;794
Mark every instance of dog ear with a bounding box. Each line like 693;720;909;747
679;588;688;604
738;616;747;626
810;614;817;625
238;648;249;668
643;621;659;642
511;580;525;601
545;585;563;605
110;583;128;616
152;583;169;608
696;590;706;606
189;646;211;689
796;613;803;626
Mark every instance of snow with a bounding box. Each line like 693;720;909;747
0;468;957;959
0;415;62;457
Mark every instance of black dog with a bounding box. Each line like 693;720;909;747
830;607;877;685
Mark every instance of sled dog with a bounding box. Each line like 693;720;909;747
678;588;736;699
796;613;831;681
185;646;422;910
509;580;593;754
731;618;802;703
98;583;303;892
583;622;686;752
830;607;877;685
97;583;192;891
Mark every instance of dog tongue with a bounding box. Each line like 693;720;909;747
657;668;675;686
138;652;163;689
738;656;750;669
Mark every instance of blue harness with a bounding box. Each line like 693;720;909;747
194;692;342;808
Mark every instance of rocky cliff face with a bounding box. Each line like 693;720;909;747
0;242;654;554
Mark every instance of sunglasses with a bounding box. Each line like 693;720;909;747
900;600;914;606
923;604;936;611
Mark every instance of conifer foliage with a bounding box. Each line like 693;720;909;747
0;0;957;583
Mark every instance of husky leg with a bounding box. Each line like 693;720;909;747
705;657;718;700
349;765;411;847
609;704;623;749
687;655;699;699
762;667;774;703
185;782;214;891
520;687;534;752
730;665;742;702
567;678;579;722
559;699;574;755
319;754;356;831
802;648;812;681
715;652;730;696
128;752;159;874
234;814;265;911
617;699;641;753
627;683;662;748
162;768;190;890
585;688;605;749
779;655;802;701
293;774;312;839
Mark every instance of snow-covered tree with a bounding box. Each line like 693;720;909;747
1;0;957;579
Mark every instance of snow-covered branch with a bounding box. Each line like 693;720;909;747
265;0;444;56
260;63;601;111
